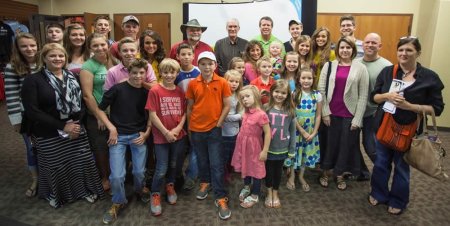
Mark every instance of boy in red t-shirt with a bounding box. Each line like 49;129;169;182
145;59;187;216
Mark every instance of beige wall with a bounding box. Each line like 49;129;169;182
428;0;450;126
30;0;449;127
34;0;183;45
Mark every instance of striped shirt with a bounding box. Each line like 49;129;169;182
3;64;38;125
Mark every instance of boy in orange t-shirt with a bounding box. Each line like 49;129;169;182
186;51;232;220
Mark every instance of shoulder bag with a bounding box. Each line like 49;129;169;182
404;110;448;181
375;64;419;152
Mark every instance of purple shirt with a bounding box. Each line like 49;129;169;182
104;62;156;91
329;65;353;118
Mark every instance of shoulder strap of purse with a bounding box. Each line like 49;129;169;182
392;64;398;79
325;61;332;97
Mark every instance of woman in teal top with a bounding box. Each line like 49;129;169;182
80;33;116;193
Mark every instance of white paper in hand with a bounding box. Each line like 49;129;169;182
383;79;405;114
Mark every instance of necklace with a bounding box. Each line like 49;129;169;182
402;69;415;78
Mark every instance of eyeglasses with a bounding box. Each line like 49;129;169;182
400;36;417;40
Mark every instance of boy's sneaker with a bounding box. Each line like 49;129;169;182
166;183;177;204
139;187;151;203
215;197;231;220
196;183;211;200
182;177;196;191
150;193;162;216
102;203;125;224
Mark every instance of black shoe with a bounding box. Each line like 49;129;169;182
356;175;370;182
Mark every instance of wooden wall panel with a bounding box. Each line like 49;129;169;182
317;13;413;63
0;0;38;27
113;13;171;52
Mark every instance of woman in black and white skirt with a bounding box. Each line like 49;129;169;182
21;43;104;208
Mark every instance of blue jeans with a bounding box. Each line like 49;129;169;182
191;127;227;199
22;134;37;171
244;176;261;196
151;138;186;193
362;115;377;162
222;135;237;166
370;139;410;209
184;145;198;180
109;133;148;204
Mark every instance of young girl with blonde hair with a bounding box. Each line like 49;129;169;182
231;85;271;208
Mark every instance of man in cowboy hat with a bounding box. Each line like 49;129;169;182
110;15;141;61
170;19;213;66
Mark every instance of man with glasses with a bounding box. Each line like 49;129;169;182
339;14;364;58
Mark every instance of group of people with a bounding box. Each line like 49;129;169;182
3;12;444;224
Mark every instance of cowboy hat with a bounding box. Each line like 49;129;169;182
180;19;207;33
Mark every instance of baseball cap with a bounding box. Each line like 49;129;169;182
197;51;216;64
122;15;139;25
288;20;302;27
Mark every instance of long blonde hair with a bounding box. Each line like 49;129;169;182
295;35;313;66
239;85;262;111
9;33;39;75
225;69;243;113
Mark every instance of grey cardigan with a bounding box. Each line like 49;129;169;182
317;59;369;127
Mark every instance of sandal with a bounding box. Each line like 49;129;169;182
264;196;273;208
387;206;404;215
239;186;251;202
301;183;310;192
319;175;329;188
240;195;259;208
286;180;295;190
336;176;347;191
272;197;281;208
368;195;379;206
25;187;37;197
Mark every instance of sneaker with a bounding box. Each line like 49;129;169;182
182;177;196;191
139;187;151;203
150;193;162;216
215;197;231;220
196;183;211;200
240;195;259;208
238;186;251;202
166;183;177;204
102;203;125;224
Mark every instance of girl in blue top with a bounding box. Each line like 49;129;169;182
287;68;322;192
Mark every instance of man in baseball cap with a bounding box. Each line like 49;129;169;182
169;19;212;66
284;20;303;52
110;15;141;60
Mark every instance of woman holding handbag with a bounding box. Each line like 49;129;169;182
368;37;444;215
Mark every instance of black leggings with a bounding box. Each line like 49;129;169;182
265;159;284;190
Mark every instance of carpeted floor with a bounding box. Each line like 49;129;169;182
1;102;449;226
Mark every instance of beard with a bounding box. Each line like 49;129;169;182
188;34;201;42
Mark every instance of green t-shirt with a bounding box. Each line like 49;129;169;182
81;58;107;105
253;34;285;57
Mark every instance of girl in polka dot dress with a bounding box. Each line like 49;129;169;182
287;67;322;192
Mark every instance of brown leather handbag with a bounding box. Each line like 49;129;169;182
404;111;448;181
376;64;419;152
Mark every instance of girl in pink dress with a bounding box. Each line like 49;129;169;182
231;85;271;208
